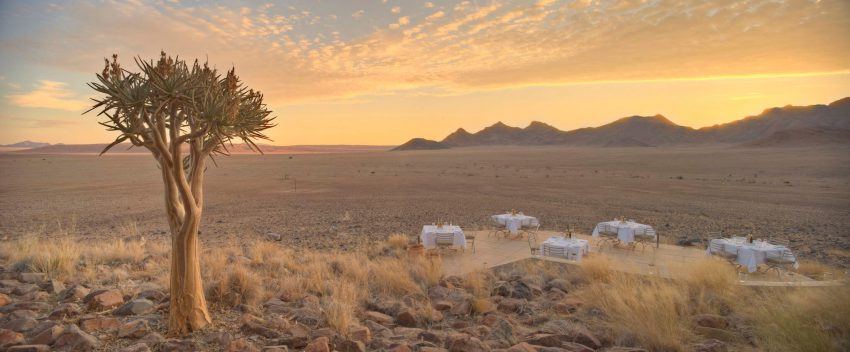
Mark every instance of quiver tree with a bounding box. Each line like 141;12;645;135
86;52;275;335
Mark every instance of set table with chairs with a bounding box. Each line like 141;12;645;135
591;219;657;250
707;235;798;274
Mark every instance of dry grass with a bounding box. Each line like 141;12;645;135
749;287;850;352
386;233;410;249
580;254;612;282
207;264;266;308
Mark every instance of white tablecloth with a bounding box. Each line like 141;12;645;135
491;214;539;234
707;238;797;273
591;221;655;244
420;225;466;249
540;236;589;261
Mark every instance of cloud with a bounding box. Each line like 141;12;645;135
391;6;401;14
3;0;849;107
6;80;88;111
425;2;435;9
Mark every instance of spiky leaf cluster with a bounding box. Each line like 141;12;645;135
86;52;275;158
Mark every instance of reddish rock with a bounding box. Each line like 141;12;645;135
86;289;123;311
79;316;121;332
304;336;330;352
337;339;366;352
49;303;82;320
446;333;490;352
0;293;10;307
118;319;150;339
348;325;371;343
42;280;65;294
396;309;419;327
18;273;46;284
228;337;260;352
691;339;728;352
30;324;64;345
115;299;155;316
506;342;537;352
497;298;525;313
53;324;99;351
0;328;25;347
364;311;393;325
61;285;90;303
433;300;453;311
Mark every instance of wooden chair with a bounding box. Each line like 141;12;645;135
634;228;656;252
488;217;508;239
528;233;540;256
465;233;476;253
596;224;619;249
435;233;456;254
708;239;740;270
765;247;797;278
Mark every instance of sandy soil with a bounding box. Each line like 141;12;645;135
1;146;848;266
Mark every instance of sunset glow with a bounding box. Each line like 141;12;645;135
1;0;849;145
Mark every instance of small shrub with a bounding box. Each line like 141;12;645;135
580;254;612;282
208;265;265;308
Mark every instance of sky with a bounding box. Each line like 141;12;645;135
0;0;849;145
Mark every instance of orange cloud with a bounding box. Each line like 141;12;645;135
6;81;88;111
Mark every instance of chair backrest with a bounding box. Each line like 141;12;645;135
768;247;796;263
600;224;617;236
708;240;725;254
435;233;454;246
528;233;538;251
707;231;722;239
542;243;567;257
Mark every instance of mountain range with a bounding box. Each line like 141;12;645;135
393;97;850;150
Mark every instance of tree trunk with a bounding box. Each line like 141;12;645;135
167;213;211;335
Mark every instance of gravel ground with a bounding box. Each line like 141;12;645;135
1;145;848;266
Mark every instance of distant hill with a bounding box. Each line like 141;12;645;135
393;97;850;150
9;143;390;155
743;127;850;147
391;138;449;151
2;140;50;148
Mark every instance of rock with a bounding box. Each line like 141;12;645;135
338;339;367;352
18;273;46;284
241;314;280;339
60;285;90;302
49;303;82;320
304;336;330;352
53;324;99;351
3;317;37;332
0;293;10;306
433;300;453;311
86;289;123;311
690;339;727;352
115;299;155;316
292;307;325;328
449;299;471;316
546;279;570;292
396;309;419;327
79;316;121;332
29;324;64;345
348;325;371;343
120;343;153;352
510;281;533;300
140;332;165;346
492;281;511;297
388;344;413;352
228;337;260;352
12;284;39;295
267;232;283;241
506;342;537;352
560;342;595;352
276;322;310;348
692;314;729;330
43;280;65;294
487;318;516;346
523;334;562;347
262;346;290;352
446;333;491;352
118;319;150;339
540;320;601;349
7;345;51;352
498;298;525;313
0;328;25;347
136;289;166;303
160;338;199;352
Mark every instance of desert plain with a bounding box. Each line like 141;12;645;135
2;145;848;267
